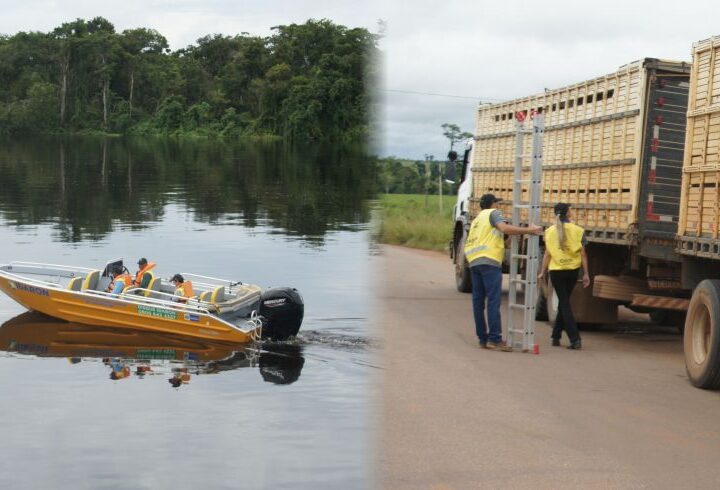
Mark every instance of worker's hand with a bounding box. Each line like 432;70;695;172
582;273;591;288
537;270;546;281
527;224;543;235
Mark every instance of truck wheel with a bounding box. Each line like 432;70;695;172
684;280;720;389
535;284;548;321
455;236;472;293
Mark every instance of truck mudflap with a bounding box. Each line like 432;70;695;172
631;294;689;311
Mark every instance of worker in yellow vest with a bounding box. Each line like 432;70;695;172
538;203;590;350
464;194;542;351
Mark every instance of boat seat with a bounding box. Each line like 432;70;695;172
82;270;100;291
139;270;155;288
145;277;163;299
67;277;83;291
213;285;262;314
210;286;226;304
199;291;212;303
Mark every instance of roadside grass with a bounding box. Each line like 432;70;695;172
377;194;454;251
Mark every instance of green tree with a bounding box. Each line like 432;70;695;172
441;123;473;152
119;28;169;117
0;17;378;140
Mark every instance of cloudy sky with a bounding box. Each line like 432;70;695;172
2;1;720;159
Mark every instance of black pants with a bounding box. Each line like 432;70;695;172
550;269;581;343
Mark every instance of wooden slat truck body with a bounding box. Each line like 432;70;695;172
451;46;720;388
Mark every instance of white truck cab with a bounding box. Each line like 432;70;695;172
450;139;475;292
452;139;474;224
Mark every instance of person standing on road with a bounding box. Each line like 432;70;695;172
538;203;590;350
464;193;543;351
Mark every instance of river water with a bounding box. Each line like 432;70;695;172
0;136;379;489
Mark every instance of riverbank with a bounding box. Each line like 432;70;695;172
377;194;453;251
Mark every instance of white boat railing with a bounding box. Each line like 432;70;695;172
3;261;95;278
0;269;66;288
180;272;243;289
88;289;214;316
8;261;96;272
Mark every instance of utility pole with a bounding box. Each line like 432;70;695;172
424;154;438;210
439;164;443;212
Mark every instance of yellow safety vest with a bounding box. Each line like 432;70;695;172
545;222;584;270
464;209;505;266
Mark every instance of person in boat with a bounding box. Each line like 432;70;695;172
171;274;194;303
133;258;156;289
107;265;133;295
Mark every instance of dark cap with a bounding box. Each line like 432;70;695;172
553;202;570;217
171;274;184;283
138;258;148;266
479;193;500;209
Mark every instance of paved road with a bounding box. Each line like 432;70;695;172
375;245;720;489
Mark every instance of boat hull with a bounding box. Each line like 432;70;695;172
0;275;259;343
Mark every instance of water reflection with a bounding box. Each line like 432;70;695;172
0;311;305;386
0;136;376;244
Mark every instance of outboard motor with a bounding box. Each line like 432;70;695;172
259;287;304;340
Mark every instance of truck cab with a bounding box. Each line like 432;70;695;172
450;140;475;292
452;140;474;224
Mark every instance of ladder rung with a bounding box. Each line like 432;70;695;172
509;304;528;309
513;204;530;209
507;328;527;334
510;278;527;284
511;254;529;259
515;179;530;184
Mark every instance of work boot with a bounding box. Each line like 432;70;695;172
551;338;561;347
479;341;488;349
567;340;582;350
486;341;513;352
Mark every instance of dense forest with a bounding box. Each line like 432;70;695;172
0;18;378;141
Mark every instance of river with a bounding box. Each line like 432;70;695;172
0;136;379;489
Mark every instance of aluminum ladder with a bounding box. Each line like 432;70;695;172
506;113;544;352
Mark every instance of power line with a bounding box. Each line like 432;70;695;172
384;88;500;102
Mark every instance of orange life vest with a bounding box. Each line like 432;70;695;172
108;273;133;292
134;262;157;286
176;280;194;300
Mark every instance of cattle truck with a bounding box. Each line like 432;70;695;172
451;44;720;388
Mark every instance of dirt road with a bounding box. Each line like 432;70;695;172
375;245;720;489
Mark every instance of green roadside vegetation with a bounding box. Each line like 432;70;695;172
377;194;453;251
0;18;378;142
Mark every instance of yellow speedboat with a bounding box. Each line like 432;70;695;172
0;259;304;343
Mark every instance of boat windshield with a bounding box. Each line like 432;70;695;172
102;258;124;277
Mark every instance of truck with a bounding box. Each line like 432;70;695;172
451;37;720;389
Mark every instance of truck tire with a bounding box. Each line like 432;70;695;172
455;235;472;293
684;280;720;389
